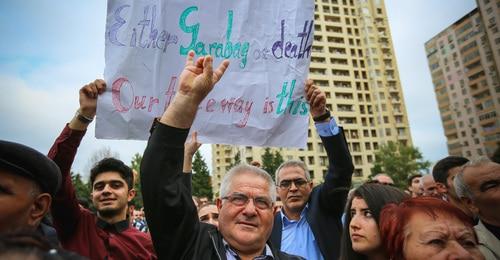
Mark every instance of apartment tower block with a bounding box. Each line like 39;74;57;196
212;0;413;193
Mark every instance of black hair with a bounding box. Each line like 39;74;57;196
432;156;469;186
89;158;134;191
406;173;422;187
339;183;409;260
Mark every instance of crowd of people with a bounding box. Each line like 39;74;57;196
1;51;499;260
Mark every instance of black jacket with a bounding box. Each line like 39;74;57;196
270;128;354;260
141;123;303;260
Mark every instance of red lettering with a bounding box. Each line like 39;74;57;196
206;98;216;112
148;97;159;112
134;96;147;109
112;77;133;112
164;76;177;110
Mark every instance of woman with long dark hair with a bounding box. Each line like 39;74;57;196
340;183;409;260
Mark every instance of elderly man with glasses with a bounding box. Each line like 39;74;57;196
270;81;354;260
141;52;303;260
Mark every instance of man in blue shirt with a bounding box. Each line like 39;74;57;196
271;80;354;260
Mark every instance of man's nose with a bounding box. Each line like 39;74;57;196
208;218;218;227
242;199;257;216
289;181;299;191
102;184;112;193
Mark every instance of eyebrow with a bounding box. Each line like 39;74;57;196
280;178;307;182
93;179;125;186
350;207;370;211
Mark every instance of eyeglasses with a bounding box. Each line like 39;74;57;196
222;193;273;210
278;178;309;190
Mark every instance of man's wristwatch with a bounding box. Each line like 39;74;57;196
313;109;331;122
75;109;94;124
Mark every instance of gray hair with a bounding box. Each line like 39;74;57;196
275;160;311;183
453;157;492;200
453;171;473;200
220;164;277;202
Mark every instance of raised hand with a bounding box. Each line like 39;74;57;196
178;51;230;105
183;131;202;173
79;79;106;118
161;51;230;129
304;79;326;118
185;131;202;159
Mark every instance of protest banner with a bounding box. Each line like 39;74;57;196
97;0;314;148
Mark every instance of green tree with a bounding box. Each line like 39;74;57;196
226;151;241;170
273;150;284;171
192;151;213;199
130;153;143;208
371;141;431;189
71;171;90;203
261;148;275;180
261;148;284;181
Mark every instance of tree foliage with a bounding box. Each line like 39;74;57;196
261;148;284;181
130;153;143;208
192;151;213;199
71;172;91;202
273;150;284;170
371;141;431;189
226;151;241;170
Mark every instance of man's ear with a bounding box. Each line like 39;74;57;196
216;198;222;211
28;193;51;227
127;188;137;202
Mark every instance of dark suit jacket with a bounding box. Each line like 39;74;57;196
271;128;354;260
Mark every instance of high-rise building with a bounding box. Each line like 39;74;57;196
425;3;499;159
212;0;413;193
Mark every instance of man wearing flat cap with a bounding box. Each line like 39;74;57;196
0;140;61;241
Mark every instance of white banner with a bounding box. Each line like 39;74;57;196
97;0;314;148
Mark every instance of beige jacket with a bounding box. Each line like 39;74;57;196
475;220;500;260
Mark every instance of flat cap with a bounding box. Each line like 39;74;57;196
0;140;61;196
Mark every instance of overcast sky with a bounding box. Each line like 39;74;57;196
0;0;477;178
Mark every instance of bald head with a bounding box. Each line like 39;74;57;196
420;174;440;197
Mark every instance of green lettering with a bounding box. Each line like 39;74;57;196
276;82;288;115
179;6;199;55
240;42;249;69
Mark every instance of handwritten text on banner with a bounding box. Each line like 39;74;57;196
97;0;314;148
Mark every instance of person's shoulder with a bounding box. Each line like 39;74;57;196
309;184;322;200
199;222;218;233
125;226;152;239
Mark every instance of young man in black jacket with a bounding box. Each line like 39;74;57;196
141;51;303;259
